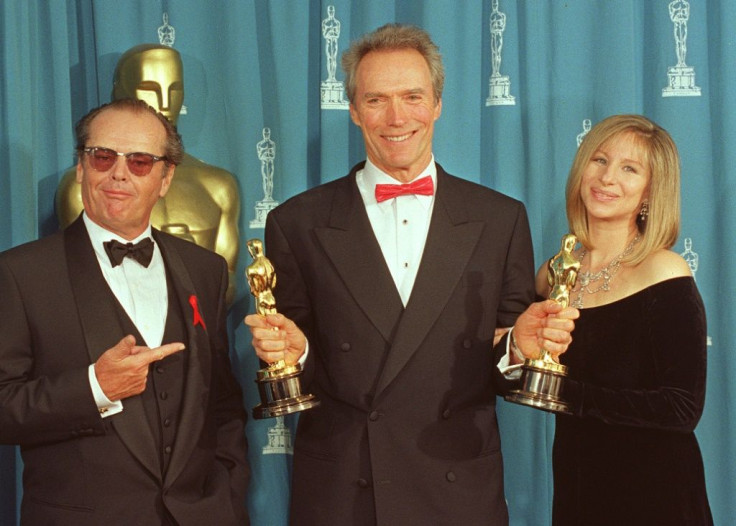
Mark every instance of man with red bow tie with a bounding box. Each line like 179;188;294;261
0;99;249;525
244;24;577;526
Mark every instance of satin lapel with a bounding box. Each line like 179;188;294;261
64;217;160;481
374;173;484;397
313;175;404;342
153;231;210;487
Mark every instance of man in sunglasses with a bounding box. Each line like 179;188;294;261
0;98;249;525
57;43;241;306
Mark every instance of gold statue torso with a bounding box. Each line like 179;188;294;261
547;233;580;309
245;239;277;316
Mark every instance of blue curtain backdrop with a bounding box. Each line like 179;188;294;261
1;1;733;524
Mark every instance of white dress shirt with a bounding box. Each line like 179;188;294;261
83;213;169;416
356;158;436;305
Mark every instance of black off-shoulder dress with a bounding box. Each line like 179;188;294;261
552;277;713;526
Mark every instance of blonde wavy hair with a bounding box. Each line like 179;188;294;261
566;114;681;265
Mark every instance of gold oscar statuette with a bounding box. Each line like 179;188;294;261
505;234;580;414
246;239;320;419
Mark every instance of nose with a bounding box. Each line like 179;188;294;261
110;155;129;181
386;98;407;125
599;164;615;185
159;88;169;112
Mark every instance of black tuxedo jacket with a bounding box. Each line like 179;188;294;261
0;217;249;526
265;163;535;525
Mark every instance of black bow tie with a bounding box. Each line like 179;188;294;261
103;238;155;268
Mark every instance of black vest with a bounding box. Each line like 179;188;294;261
113;270;188;476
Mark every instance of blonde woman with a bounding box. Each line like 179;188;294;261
539;115;712;525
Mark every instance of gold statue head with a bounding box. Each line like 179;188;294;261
246;238;265;259
112;44;184;125
562;233;577;254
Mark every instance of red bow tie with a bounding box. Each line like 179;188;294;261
374;176;434;203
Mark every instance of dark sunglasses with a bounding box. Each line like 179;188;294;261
81;146;169;177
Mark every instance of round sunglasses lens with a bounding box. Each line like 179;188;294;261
90;150;116;171
126;154;155;176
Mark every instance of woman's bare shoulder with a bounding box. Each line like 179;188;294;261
634;249;692;287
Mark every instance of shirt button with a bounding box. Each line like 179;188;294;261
446;471;456;482
357;478;369;488
164;418;172;427
156;366;164;374
403;262;409;268
164;446;172;454
160;392;168;400
369;411;380;421
462;339;472;349
340;342;351;352
442;409;451;419
402;219;408;225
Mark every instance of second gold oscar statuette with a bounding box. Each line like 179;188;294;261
505;234;580;414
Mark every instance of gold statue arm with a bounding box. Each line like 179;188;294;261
199;166;241;307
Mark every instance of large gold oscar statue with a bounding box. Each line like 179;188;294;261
56;44;240;304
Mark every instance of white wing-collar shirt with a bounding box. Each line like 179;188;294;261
356;157;436;306
82;212;168;416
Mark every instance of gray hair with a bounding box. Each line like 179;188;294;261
341;23;444;103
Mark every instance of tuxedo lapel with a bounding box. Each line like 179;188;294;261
153;231;210;487
313;173;405;342
64;217;161;481
374;171;484;397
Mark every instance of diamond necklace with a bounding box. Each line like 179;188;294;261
571;234;640;308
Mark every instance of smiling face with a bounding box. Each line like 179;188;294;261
580;131;650;229
76;107;174;240
349;48;442;182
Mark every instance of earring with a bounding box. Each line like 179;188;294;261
639;200;649;221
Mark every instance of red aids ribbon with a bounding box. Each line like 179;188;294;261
374;175;434;203
189;295;207;330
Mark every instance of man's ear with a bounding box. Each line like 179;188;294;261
75;160;84;183
159;165;176;198
349;103;361;127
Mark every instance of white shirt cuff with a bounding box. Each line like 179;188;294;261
497;328;523;380
298;340;309;367
88;364;124;417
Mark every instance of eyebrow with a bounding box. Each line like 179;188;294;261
593;150;645;166
362;87;427;98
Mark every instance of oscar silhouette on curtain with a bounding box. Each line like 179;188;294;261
0;99;249;525
56;43;241;305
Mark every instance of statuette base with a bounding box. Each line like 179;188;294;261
253;363;320;419
505;359;571;414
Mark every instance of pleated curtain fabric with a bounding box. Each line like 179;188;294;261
1;1;732;524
